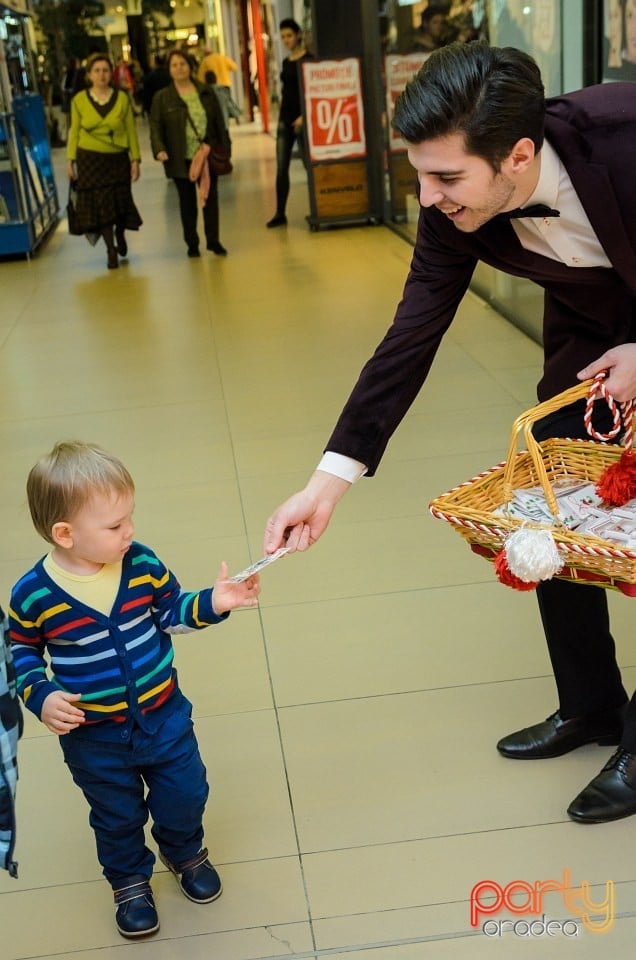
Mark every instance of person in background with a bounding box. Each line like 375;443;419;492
9;441;260;938
412;5;451;53
113;56;134;94
66;53;142;270
150;48;229;257
61;57;80;114
266;18;312;229
263;42;636;827
197;49;237;90
204;70;241;147
141;54;170;116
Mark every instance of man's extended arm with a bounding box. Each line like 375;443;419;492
264;211;477;553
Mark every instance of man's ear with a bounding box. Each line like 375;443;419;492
502;137;536;175
51;521;74;549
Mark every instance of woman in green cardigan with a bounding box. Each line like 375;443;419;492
67;53;142;269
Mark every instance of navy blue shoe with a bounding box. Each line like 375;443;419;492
114;876;159;938
160;848;222;903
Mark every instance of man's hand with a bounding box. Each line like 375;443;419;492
578;344;636;401
41;690;85;735
263;470;351;554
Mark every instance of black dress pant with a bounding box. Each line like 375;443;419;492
274;120;305;217
172;167;219;251
532;399;634;747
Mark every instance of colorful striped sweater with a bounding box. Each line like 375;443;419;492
9;542;227;728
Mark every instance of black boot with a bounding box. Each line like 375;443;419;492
102;227;119;269
115;225;128;258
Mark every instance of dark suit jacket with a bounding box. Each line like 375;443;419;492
327;83;636;475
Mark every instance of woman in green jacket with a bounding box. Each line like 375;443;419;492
150;49;229;257
67;53;142;269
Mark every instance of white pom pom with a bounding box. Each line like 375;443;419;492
505;528;563;583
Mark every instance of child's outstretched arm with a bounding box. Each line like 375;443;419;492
211;561;261;615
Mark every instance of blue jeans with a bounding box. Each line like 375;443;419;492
60;699;209;888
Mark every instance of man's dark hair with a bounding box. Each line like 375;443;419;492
279;18;301;33
393;41;546;169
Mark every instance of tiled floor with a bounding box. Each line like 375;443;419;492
2;119;636;959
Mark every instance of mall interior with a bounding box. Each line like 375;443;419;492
3;1;636;958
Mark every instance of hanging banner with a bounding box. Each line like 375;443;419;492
302;58;366;163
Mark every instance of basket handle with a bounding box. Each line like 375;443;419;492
501;374;635;518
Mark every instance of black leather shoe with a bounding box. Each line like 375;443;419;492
568;749;636;823
496;706;626;759
114;877;159;938
207;241;228;256
266;214;287;228
160;848;222;904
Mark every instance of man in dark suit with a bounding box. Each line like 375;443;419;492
263;41;636;824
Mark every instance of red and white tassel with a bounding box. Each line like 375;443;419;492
495;527;563;591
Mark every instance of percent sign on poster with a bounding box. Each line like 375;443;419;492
312;95;361;147
316;97;354;144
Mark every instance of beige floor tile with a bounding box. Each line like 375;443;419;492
316;901;636;956
4;859;310;960
262;582;548;706
170;615;273;717
135;478;245;542
323;920;636;960
304;824;636;923
191;711;299;863
26;923;314;960
278;673;636;855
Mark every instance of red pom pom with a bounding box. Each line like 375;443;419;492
596;449;636;507
494;549;539;591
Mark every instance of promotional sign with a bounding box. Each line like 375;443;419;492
302;58;366;163
384;53;428;220
385;53;429;152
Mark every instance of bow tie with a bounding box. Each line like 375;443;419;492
499;203;561;220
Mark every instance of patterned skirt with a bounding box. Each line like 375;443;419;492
74;148;142;234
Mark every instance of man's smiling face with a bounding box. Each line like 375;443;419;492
407;132;518;232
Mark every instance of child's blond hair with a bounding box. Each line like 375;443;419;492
27;441;135;544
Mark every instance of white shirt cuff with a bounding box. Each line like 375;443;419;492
317;452;367;483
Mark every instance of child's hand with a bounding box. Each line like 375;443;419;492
41;690;85;735
212;561;261;615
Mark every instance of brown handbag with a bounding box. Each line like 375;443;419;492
208;145;233;176
185;104;233;180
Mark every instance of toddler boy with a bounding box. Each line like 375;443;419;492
9;441;260;937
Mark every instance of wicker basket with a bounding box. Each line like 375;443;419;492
429;378;636;596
